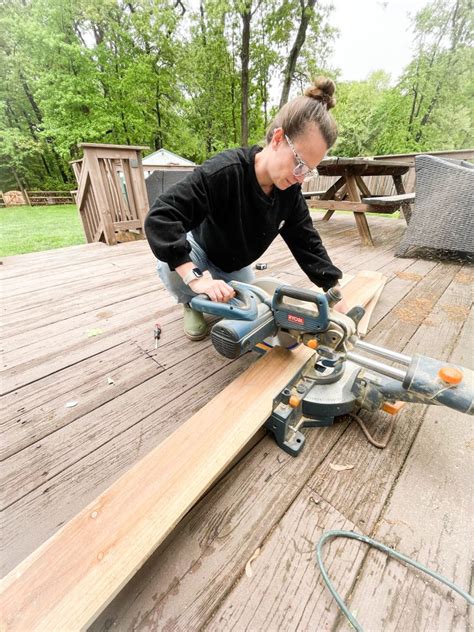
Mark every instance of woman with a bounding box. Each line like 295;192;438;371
145;76;345;340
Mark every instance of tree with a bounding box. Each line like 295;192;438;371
400;0;473;150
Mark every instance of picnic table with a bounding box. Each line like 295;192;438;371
304;157;413;246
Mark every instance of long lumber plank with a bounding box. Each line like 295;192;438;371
0;345;313;631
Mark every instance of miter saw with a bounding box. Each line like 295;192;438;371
190;279;473;456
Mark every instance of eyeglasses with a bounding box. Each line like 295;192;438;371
285;134;319;181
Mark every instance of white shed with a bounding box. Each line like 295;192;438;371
143;149;197;204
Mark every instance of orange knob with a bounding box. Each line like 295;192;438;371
289;395;301;408
306;339;318;350
438;366;463;385
382;401;405;415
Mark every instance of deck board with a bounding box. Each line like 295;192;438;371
1;213;471;630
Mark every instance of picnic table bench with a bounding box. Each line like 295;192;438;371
305;157;414;246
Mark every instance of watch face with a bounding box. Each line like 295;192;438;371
192;267;203;278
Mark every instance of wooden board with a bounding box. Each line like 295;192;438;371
340;271;387;333
0;346;314;631
307;199;371;212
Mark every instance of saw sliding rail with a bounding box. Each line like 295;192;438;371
348;340;410;382
353;340;412;366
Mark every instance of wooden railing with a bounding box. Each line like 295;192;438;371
0;190;74;207
71;143;149;245
28;191;74;205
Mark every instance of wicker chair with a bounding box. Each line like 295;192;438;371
395;155;474;259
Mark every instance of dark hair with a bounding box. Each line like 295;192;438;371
266;77;338;148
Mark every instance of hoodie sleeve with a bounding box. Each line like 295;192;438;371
144;168;210;270
280;193;342;291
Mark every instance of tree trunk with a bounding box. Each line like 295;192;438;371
279;0;317;108
10;166;31;205
155;82;163;149
240;2;251;147
19;72;43;122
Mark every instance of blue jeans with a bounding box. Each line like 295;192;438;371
157;232;255;304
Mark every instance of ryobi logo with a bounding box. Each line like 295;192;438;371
288;314;304;325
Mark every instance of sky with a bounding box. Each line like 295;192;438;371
327;0;430;83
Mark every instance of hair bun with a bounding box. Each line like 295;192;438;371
304;76;336;110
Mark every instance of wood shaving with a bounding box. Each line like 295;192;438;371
329;463;354;472
65;401;78;408
107;376;115;385
440;305;469;322
455;272;472;285
394;297;435;323
395;271;423;281
245;547;261;578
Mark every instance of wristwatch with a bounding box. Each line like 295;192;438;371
182;267;203;286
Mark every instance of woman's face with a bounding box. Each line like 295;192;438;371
267;124;328;190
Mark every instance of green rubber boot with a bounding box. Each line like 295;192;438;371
183;303;208;341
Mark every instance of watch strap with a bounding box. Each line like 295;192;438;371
183;268;202;285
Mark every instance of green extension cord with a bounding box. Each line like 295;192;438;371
316;530;474;632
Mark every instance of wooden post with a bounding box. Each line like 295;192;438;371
393;174;412;223
131;150;150;226
86;149;116;245
345;172;374;246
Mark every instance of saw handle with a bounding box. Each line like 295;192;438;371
272;286;330;332
190;281;259;321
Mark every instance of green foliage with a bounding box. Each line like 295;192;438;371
1;0;472;192
399;0;473;151
333;72;395;156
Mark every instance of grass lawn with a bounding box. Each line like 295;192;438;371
0;204;86;257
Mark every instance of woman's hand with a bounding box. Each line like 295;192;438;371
332;284;349;314
188;277;236;302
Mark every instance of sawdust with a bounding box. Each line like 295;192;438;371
454;272;473;285
395;271;423;281
394;297;435;323
440;305;470;322
422;319;439;327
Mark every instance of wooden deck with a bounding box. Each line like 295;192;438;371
1;213;472;631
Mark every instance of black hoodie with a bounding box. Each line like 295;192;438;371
144;145;342;291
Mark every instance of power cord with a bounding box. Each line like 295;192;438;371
316;530;473;632
349;411;397;448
